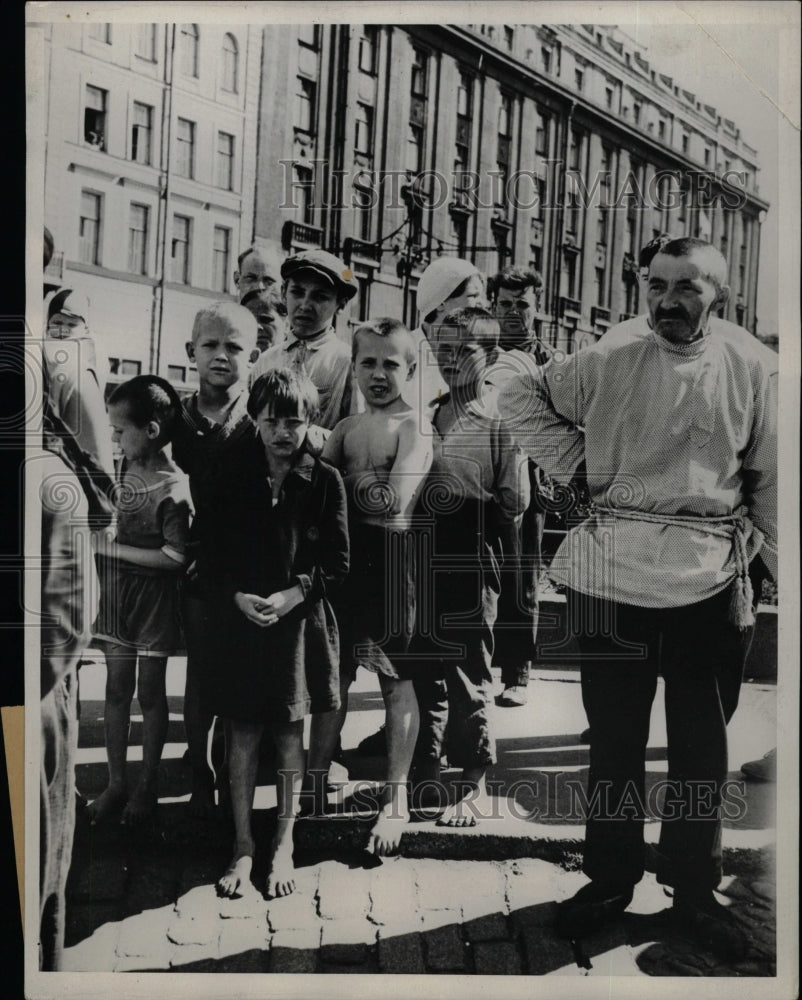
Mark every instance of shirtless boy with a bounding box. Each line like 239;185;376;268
309;318;433;854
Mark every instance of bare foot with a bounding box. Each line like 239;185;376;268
120;783;157;826
265;834;296;898
86;785;127;825
216;853;253;898
437;780;491;828
367;785;410;856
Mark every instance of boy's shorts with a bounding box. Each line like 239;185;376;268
335;521;419;683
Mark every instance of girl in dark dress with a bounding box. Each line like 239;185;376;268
211;369;348;900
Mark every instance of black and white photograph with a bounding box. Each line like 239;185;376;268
21;2;799;997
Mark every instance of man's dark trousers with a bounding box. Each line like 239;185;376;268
566;580;756;892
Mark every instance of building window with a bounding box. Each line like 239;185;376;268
293;164;315;224
221;33;238;92
569;129;582;171
411;47;428;97
455;71;473;185
79;191;102;265
503;26;514;51
175;118;195;179
84;85;107;150
595;267;606;306
127;203;149;275
605;86;613;109
407;124;425;175
633;102;641;126
574;68;584;91
353;182;373;241
597;208;608;245
658;119;666;140
682;132;690;155
354;103;374;157
171;215;191;283
496;93;513;209
541;47;551;72
212;226;231;292
88;23;111;44
131;102;153;165
566;190;581;236
565;253;577;298
179;24;199;78
134;24;156;61
216;131;234;190
359;26;379;74
535;110;550;157
295;77;316;134
167;365;186;382
355;275;372;321
108;358;142;378
298;24;321;49
704;146;711;167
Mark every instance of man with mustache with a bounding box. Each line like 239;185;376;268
498;237;777;961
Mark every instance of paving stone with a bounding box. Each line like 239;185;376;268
584;943;642;977
414;859;471;912
174;884;219;919
519;922;576;975
116;906;176;960
218;888;269;920
377;930;426;973
369;858;419;925
422;922;468;971
504;858;559;914
67;856;128;902
461;895;505;922
320;917;377;948
473;940;522;975
265;888;319;930
115;953;173;972
169;941;221;968
463;912;511;943
419;909;462;932
218;915;271;959
62;920;122;972
270;927;320;973
320;956;380;974
167;909;220;946
317;861;372;920
215;948;271;973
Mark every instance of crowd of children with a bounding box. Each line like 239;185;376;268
85;249;535;901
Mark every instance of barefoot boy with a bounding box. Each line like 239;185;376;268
171;302;260;815
414;306;528;827
309;318;433;854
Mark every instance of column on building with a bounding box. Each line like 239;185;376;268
579;129;603;331
727;208;743;323
609;146;630;323
747;212;761;333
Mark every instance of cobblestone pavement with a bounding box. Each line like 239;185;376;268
62;806;777;977
62;658;778;978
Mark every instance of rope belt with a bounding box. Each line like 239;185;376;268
594;505;755;629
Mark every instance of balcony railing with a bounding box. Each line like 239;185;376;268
591;305;611;326
281;220;324;252
560;296;582;318
342;237;381;268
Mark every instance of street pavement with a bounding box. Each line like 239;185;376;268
62;653;778;978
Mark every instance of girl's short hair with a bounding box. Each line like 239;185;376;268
439;306;500;355
247;367;320;423
108;375;182;445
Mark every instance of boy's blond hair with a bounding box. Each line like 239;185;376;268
190;300;258;345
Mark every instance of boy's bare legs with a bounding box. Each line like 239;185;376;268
438;765;491;827
122;656;168;825
87;643;135;824
217;720;262;898
368;674;419;855
268;720;305;898
305;676;350;813
183;596;216;816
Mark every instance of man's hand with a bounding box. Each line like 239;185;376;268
260;585;305;621
234;592;276;627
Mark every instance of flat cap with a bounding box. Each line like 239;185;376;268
280;249;357;301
